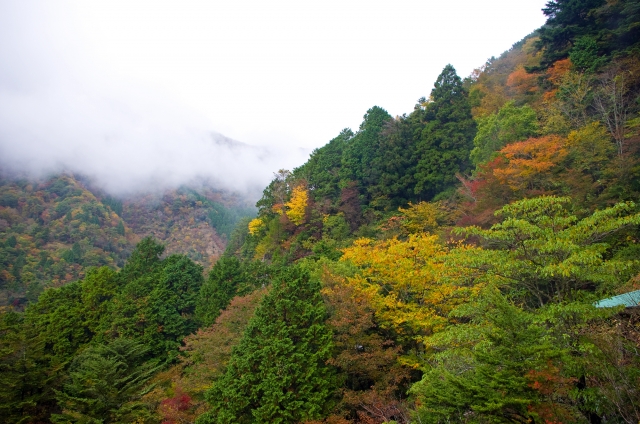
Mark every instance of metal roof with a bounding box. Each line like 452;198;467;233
594;290;640;308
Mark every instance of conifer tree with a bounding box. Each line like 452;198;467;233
52;338;160;423
197;266;335;424
196;256;246;327
414;64;476;198
340;106;392;201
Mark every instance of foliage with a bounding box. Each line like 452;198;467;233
51;338;161;424
4;5;640;423
340;106;393;203
397;201;441;235
470;101;539;165
198;266;336;424
285;184;309;226
0;174;131;305
247;217;264;235
0;238;205;422
340;234;466;352
321;268;413;423
535;0;640;70
411;289;577;424
456;196;640;307
414;64;476;197
196;257;269;327
492;135;568;192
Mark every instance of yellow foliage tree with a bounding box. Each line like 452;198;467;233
247;218;264;235
285;185;308;226
339;235;484;352
397;201;441;234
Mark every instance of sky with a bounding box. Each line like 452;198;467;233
0;0;549;197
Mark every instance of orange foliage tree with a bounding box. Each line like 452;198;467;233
492;135;568;192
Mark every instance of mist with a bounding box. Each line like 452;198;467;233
0;1;310;199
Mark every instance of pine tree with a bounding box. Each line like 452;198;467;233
197;266;335;424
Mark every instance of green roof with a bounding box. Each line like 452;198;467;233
594;290;640;308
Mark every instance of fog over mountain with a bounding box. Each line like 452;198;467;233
0;1;310;198
0;1;548;199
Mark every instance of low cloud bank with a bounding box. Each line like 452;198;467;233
0;2;310;200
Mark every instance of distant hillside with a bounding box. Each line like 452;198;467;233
0;172;254;308
121;186;254;272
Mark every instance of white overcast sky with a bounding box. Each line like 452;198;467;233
0;0;549;195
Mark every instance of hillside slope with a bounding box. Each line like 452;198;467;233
0;172;254;308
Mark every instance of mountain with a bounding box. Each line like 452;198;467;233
3;1;640;423
0;171;254;308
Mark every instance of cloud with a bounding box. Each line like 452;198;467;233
0;1;310;199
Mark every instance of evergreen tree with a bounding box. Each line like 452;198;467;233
196;256;246;327
197;266;335;424
371;112;421;209
105;253;204;360
0;311;53;423
52;338;160;423
294;128;353;202
414;64;476;198
116;220;125;236
340;106;392;202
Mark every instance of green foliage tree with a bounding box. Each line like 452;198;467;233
294;128;353;201
456;196;640;307
116;220;125;236
196;256;247;327
534;0;606;69
534;0;640;71
105;250;204;359
197;266;335;424
0;310;53;423
414;64;476;198
470;101;539;165
52;338;161;424
411;289;575;423
340;106;392;202
370;113;420;209
2;238;206;421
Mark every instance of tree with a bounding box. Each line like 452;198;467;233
534;0;640;70
410;289;576;424
340;106;392;202
321;268;413;423
456;196;640;307
491;135;568;192
285;184;309;226
105;253;204;360
369;114;420;209
340;234;459;353
294;129;353;201
148;289;268;424
470;101;539;166
196;256;247;327
414;65;476;198
534;0;606;69
197;266;335;424
593;67;633;157
0;310;53;423
52;338;160;423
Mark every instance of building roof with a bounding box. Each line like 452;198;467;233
594;290;640;308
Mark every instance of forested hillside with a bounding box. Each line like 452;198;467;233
2;0;640;423
0;173;253;308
